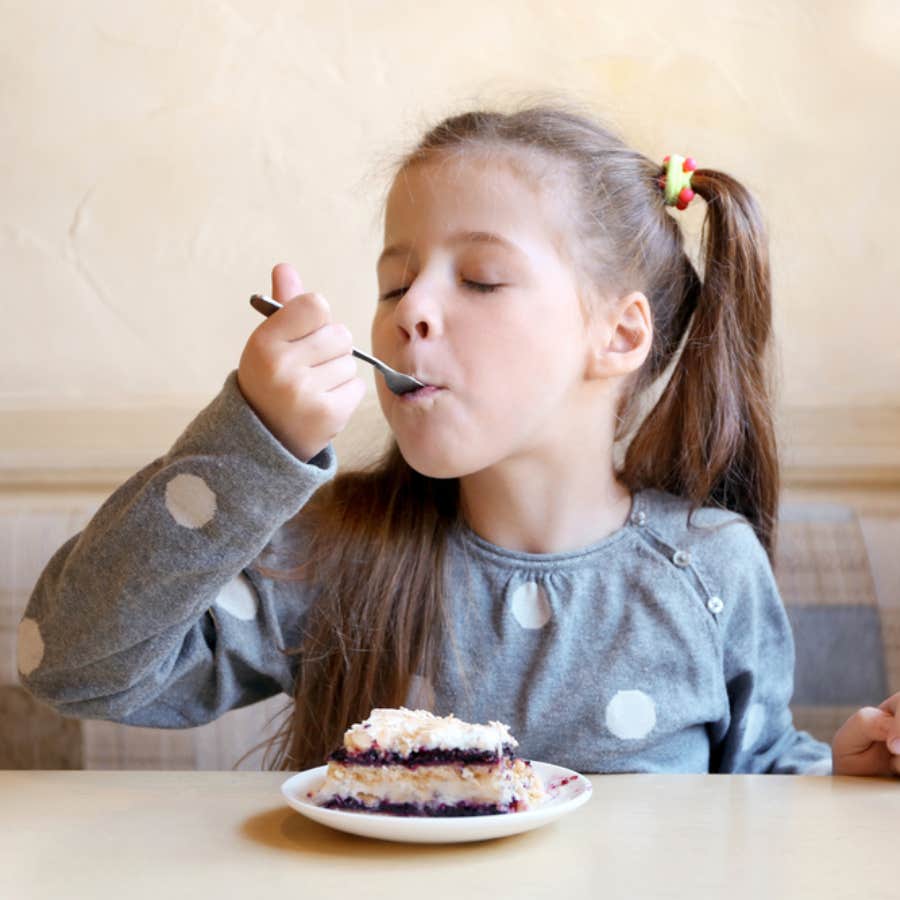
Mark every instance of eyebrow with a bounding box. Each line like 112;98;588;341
377;230;526;268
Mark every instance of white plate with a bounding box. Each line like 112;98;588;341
280;760;592;844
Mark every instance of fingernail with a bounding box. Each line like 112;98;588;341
888;737;900;755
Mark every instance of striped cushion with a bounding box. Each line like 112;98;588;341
776;502;897;744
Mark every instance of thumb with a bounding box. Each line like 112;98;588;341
836;706;893;755
271;262;304;304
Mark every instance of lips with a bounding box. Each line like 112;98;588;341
397;367;444;389
386;358;447;390
398;384;445;403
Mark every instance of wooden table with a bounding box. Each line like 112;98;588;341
4;771;897;899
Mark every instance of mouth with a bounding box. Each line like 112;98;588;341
398;384;445;403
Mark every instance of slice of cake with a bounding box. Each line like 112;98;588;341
312;707;546;816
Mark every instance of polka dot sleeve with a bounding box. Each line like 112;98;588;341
17;370;336;726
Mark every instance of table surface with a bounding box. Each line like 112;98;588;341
4;770;898;900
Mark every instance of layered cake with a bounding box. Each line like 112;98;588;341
312;707;546;816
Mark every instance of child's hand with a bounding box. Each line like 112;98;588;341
831;692;900;777
237;262;366;462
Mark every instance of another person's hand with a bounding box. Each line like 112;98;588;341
238;262;366;462
831;691;900;776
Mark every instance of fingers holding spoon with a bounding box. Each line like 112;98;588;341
249;294;425;396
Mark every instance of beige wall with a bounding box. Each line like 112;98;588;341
2;0;899;480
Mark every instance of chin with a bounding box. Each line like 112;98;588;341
393;438;487;480
395;446;465;479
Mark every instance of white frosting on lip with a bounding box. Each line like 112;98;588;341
343;707;517;756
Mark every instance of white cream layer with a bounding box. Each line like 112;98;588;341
343;707;517;756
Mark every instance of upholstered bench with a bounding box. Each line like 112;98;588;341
776;502;898;744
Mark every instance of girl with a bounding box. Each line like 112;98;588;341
18;102;899;777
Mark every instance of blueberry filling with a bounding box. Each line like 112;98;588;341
322;797;519;817
327;744;516;767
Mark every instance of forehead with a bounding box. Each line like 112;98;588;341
382;151;571;257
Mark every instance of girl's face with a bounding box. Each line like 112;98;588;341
372;153;596;479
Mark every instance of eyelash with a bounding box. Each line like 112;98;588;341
379;280;502;301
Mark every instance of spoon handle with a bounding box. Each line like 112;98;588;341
249;293;284;317
249;294;384;373
349;346;390;375
248;293;426;395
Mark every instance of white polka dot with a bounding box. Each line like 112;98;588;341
404;674;436;711
165;473;217;529
17;617;45;676
741;702;766;752
510;582;552;629
605;689;657;740
213;575;258;621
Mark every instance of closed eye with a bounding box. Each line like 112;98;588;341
464;281;503;293
379;281;503;301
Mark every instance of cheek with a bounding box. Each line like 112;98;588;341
478;309;585;387
370;311;388;354
374;375;394;418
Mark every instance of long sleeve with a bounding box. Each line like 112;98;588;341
705;519;833;774
17;370;335;727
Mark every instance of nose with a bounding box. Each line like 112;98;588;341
394;286;442;342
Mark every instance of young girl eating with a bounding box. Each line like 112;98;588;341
18;102;899;777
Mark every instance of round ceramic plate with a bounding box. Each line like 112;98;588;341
280;760;592;844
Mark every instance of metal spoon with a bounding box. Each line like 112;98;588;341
249;294;426;395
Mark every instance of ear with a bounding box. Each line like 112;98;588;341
585;290;653;380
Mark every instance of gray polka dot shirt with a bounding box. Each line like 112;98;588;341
19;371;833;774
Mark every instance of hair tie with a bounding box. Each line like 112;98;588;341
658;154;697;210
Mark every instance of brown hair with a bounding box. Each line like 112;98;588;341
249;99;779;771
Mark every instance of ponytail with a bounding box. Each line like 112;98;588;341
621;170;779;558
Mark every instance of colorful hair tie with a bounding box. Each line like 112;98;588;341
658;154;697;210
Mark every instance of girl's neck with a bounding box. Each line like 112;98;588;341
458;446;632;556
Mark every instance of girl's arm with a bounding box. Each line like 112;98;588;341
17;370;336;726
19;263;363;727
707;522;834;775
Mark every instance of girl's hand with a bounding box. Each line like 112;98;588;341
831;692;900;777
237;262;366;463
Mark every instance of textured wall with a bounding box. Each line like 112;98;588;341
3;0;899;418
